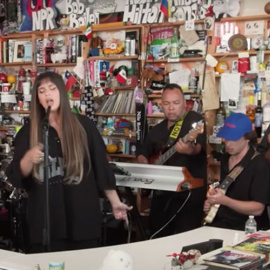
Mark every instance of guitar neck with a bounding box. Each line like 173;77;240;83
153;133;189;165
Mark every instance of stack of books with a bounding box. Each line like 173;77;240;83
202;231;270;270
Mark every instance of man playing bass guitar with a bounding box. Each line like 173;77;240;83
137;83;207;238
204;113;270;231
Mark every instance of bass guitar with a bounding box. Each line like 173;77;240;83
150;120;204;165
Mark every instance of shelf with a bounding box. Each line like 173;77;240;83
109;154;136;159
0;61;32;66
87;55;139;61
147;93;201;98
0;110;30;114
208;161;221;167
36;62;77;67
0;125;21;131
92;23;143;32
145;57;205;63
220;14;270;22
1;28;84;39
147;114;164;118
146;20;204;28
212;50;270;57
95;112;136;117
114;85;136;91
215;73;245;77
103;134;136;139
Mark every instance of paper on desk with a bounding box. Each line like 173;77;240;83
169;69;190;91
220;73;241;102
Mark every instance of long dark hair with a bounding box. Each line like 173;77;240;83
30;71;90;184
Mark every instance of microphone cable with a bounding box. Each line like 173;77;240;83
126;211;132;243
149;189;191;240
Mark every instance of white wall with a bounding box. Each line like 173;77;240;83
240;0;270;16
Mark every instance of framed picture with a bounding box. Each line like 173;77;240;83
231;60;238;73
13;40;27;62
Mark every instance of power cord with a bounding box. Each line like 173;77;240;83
149;189;192;240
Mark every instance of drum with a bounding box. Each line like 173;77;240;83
0;154;28;252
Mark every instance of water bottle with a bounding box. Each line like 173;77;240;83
245;215;257;235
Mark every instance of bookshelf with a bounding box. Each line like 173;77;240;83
85;24;143;161
0;28;86;150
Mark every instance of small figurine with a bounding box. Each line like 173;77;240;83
89;32;103;49
166;250;201;269
58;14;70;30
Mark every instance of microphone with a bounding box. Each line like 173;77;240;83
44;106;51;122
42;106;51;127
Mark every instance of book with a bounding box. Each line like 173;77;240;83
233;231;270;263
203;248;263;269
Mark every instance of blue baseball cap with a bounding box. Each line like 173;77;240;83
217;113;252;141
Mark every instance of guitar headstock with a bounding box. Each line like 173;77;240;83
187;120;204;142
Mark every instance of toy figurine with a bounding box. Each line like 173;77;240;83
90;32;103;49
99;250;133;270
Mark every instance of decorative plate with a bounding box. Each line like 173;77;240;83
228;34;247;52
251;36;264;50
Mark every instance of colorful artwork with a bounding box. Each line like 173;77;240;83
18;0;216;32
20;0;59;31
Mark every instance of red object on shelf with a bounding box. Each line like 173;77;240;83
238;58;250;73
18;67;26;93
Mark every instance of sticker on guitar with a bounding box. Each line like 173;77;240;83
150;120;204;165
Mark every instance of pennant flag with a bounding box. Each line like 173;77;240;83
115;68;127;84
85;22;92;40
160;0;171;19
65;70;77;91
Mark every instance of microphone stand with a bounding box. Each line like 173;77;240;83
42;106;51;252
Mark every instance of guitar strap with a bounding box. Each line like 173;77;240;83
204;150;259;224
219;150;259;193
166;112;188;147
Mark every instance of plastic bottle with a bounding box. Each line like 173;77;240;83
147;101;153;115
245;215;257;235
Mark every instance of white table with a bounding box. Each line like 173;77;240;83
0;226;245;270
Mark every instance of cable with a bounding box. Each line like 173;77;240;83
149;189;192;240
126;211;132;243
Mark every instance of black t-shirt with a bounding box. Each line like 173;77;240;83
137;110;206;179
211;147;270;230
6;114;116;245
258;124;270;153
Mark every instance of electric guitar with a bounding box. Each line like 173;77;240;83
150;120;204;165
204;166;244;224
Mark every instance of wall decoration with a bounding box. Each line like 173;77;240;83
213;0;240;20
123;0;214;24
16;0;217;32
228;34;247;52
245;21;264;36
13;40;28;62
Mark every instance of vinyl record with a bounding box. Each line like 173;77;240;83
228;34;247;52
